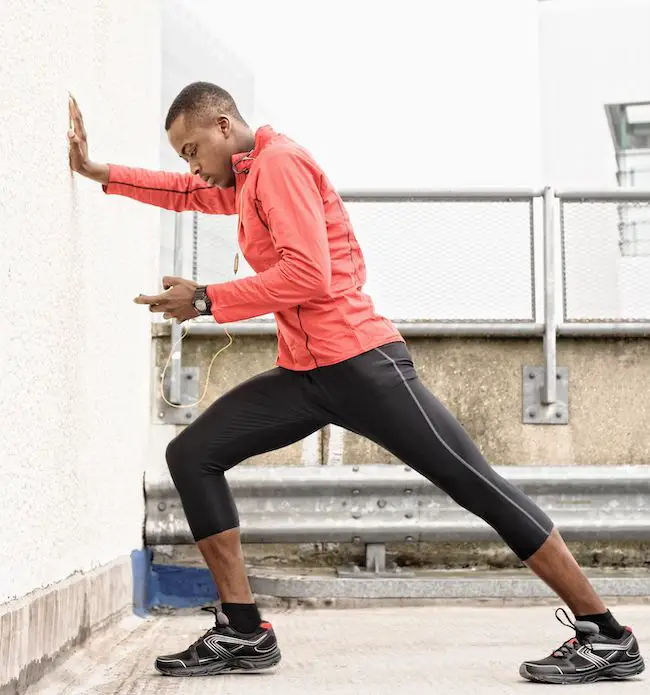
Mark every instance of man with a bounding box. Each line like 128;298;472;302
68;84;644;685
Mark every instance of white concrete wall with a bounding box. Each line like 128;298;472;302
0;0;161;604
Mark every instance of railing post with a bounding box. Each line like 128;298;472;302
542;186;557;406
168;213;184;405
154;212;201;424
522;187;568;424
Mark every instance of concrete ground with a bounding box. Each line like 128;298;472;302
25;605;650;694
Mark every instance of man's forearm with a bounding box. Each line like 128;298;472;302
80;161;109;185
102;165;237;214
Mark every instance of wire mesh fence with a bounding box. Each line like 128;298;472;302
186;197;538;323
561;199;650;322
343;199;536;322
158;191;650;327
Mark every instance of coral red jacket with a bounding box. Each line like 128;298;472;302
104;125;402;370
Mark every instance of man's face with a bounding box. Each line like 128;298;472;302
167;113;235;188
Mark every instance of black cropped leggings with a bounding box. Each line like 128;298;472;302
165;341;554;560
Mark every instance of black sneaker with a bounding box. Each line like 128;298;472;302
520;608;644;684
155;606;281;677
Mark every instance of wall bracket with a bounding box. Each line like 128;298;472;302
522;366;569;425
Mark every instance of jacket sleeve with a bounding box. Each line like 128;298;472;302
102;164;236;214
206;150;331;323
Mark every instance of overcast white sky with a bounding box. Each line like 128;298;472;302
178;0;650;189
191;0;543;188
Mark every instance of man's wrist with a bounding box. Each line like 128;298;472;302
83;161;110;185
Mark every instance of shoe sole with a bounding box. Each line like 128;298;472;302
520;656;645;684
155;649;282;677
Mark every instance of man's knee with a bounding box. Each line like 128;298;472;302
165;432;239;537
165;429;232;483
165;430;196;481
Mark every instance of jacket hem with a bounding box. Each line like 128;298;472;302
275;332;405;372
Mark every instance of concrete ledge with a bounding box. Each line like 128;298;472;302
249;568;650;601
0;556;133;695
158;335;650;467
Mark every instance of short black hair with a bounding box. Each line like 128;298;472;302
165;82;246;130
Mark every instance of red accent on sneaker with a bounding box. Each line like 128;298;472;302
260;622;273;630
625;626;632;632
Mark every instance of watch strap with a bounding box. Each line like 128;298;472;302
192;285;212;315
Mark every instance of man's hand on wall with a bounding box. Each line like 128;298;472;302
134;276;201;322
68;95;109;185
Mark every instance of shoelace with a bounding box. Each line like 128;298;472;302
188;606;229;649
551;607;593;658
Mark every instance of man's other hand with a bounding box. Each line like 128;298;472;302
134;276;201;322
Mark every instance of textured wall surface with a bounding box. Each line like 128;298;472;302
0;556;132;694
161;334;650;467
0;0;161;603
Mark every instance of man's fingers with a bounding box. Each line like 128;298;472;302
74;112;87;140
68;96;87;139
68;96;78;131
133;294;164;305
69;94;83;122
162;275;185;289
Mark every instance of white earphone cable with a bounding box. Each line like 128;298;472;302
159;322;233;409
159;182;245;410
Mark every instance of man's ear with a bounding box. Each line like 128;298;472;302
217;115;232;138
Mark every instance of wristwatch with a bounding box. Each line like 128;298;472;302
192;286;213;315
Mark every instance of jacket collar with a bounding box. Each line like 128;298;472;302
231;125;276;175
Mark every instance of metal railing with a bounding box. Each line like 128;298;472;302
148;192;650;587
159;188;650;422
559;190;650;324
146;464;650;545
146;464;650;583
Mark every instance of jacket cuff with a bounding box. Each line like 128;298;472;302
102;164;122;194
206;284;228;323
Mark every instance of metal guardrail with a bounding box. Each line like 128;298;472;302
146;464;650;546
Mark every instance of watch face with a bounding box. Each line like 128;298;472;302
195;299;207;312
